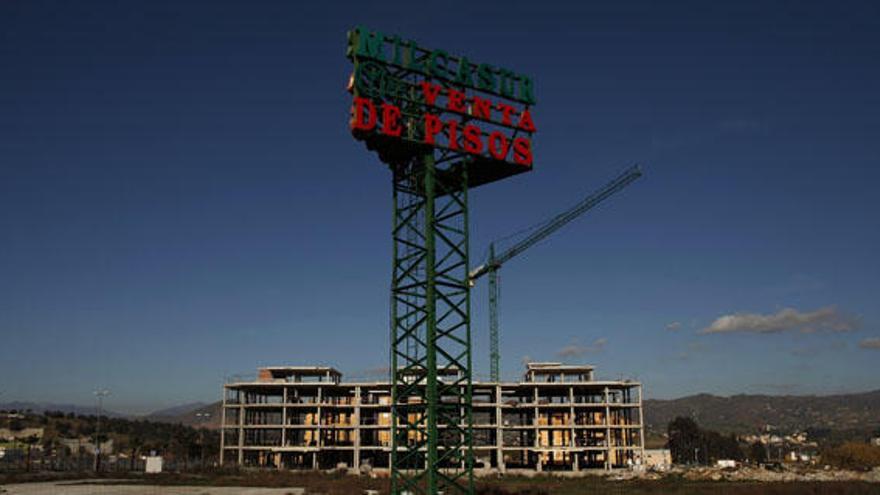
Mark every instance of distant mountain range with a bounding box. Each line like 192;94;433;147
152;389;880;435
643;389;880;435
144;402;220;428
144;402;207;419
6;390;880;435
0;401;127;418
0;401;210;423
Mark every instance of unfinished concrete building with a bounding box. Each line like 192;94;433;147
220;363;644;474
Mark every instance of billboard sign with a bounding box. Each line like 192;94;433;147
346;26;536;186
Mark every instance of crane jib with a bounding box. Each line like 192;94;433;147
478;164;643;383
471;164;642;279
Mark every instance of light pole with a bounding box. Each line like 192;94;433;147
195;412;211;469
93;389;110;472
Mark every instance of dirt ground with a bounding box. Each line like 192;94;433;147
1;481;299;495
2;473;880;495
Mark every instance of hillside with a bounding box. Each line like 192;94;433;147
0;410;220;462
145;402;207;419
644;390;880;435
0;401;126;418
149;402;223;429
10;390;880;437
148;390;880;437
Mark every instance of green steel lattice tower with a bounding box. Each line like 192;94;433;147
390;154;474;495
346;25;537;495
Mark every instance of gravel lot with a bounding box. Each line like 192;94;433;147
0;481;305;495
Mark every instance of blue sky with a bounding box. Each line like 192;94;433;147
1;0;878;414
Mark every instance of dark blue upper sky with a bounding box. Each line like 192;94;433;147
1;0;878;414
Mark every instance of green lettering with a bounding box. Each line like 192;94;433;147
392;35;404;65
519;75;535;104
456;57;474;86
428;50;449;78
477;64;495;92
355;26;386;61
405;40;424;72
498;68;515;98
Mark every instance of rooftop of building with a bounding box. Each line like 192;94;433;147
257;366;342;383
226;362;638;387
522;362;595;383
525;362;595;372
260;366;342;375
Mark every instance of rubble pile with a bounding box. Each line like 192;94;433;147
617;465;880;483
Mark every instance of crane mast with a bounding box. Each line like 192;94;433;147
469;165;643;381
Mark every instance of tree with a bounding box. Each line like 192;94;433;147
700;430;744;463
749;441;767;464
822;442;880;470
128;430;145;471
22;434;40;472
668;416;745;465
668;416;701;465
56;421;71;437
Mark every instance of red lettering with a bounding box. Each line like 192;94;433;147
423;114;443;145
488;132;509;160
496;103;517;126
517;109;536;132
381;103;402;137
420;81;443;107
463;125;483;154
471;96;491;120
512;137;533;166
447;89;466;113
447;119;459;150
351;97;377;131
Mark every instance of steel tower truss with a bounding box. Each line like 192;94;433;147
390;154;474;495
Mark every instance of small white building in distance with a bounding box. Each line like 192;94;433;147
145;456;163;473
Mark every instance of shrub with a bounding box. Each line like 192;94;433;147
821;442;880;470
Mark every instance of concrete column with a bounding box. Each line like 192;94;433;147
219;386;227;465
237;393;245;465
496;384;504;472
569;385;576;472
314;385;324;456
534;386;540;472
460;393;465;470
354;385;361;471
638;384;645;465
313;385;322;471
604;386;611;471
282;387;288;448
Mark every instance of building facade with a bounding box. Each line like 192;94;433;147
220;363;644;474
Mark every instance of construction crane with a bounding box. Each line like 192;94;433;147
469;165;644;382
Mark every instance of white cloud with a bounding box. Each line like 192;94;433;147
557;338;607;359
859;338;880;350
700;306;857;335
665;321;682;331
